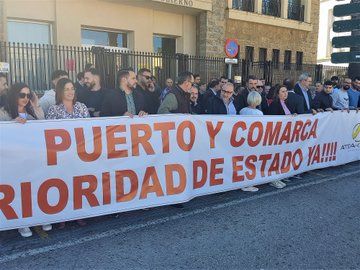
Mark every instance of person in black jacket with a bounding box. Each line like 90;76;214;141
237;75;258;111
135;68;160;114
190;86;204;114
0;73;9;107
101;69;147;117
206;83;237;115
312;80;335;112
201;78;221;112
268;85;296;115
294;73;316;114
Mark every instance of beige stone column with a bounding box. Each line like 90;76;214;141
281;0;289;19
255;0;263;14
302;0;311;23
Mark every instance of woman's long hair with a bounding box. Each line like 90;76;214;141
4;83;37;119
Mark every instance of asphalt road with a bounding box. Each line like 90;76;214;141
1;161;360;269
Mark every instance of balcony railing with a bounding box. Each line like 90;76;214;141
232;0;255;12
262;0;281;17
288;1;305;21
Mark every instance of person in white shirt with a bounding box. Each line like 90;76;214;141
39;70;68;115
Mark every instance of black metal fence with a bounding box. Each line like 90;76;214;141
0;42;349;94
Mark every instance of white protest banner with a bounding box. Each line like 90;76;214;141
0;112;359;231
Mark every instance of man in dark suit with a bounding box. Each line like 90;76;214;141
294;73;316;114
201;78;221;112
101;69;147;117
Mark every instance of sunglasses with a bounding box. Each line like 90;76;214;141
143;75;153;80
18;93;32;99
256;86;263;88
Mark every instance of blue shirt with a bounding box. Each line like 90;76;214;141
348;88;360;108
299;83;310;110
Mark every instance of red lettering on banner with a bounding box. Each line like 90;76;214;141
73;175;100;209
116;170;138;202
102;172;111;205
278;122;292;145
230;121;246;147
106;125;128;159
263;122;282;146
248;122;263;147
292;149;303;170
232;156;244;182
268;153;280;176
75;127;102;162
280;151;292;174
177;121;196;151
210;158;224;186
154;122;176;153
21;182;32;218
0;185;18;219
165;164;186;195
45;129;71;166
206;121;224;149
38;179;68;215
291;121;303;142
140;167;164;199
308;119;318;139
131;124;155;156
245;155;257;180
259;154;272;177
300;120;312;140
193;160;208;189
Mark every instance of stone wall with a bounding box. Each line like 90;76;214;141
226;0;320;64
196;0;226;57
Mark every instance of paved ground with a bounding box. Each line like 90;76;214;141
1;161;359;269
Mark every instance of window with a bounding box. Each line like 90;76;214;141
245;46;254;62
284;50;292;70
232;0;255;12
81;28;128;48
296;51;303;70
287;0;304;21
272;49;280;69
7;20;51;44
153;35;176;54
259;48;267;62
262;0;281;17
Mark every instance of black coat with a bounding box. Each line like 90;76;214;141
312;91;334;110
267;99;293;115
286;91;305;114
100;88;145;117
135;85;160;114
294;83;313;113
206;94;238;115
201;89;217;112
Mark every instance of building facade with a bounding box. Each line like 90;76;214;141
0;0;319;64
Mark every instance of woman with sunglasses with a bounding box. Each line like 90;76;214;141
0;83;52;237
46;77;89;228
0;82;44;122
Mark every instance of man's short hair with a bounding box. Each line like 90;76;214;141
138;68;151;75
247;91;262;107
117;69;131;82
85;68;101;77
208;78;220;89
299;73;311;82
331;75;339;81
247;75;257;82
353;76;360;81
220;76;227;80
194;74;200;79
51;70;68;81
324;80;333;86
177;71;193;85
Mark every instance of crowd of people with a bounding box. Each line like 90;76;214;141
0;66;359;237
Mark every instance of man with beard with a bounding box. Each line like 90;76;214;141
347;77;360;109
78;68;106;117
190;85;204;114
0;73;9;107
206;82;237;115
101;69;147;117
237;75;258;111
332;79;350;110
135;68;160;114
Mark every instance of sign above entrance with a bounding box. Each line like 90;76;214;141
158;0;194;7
152;0;212;11
224;39;239;58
